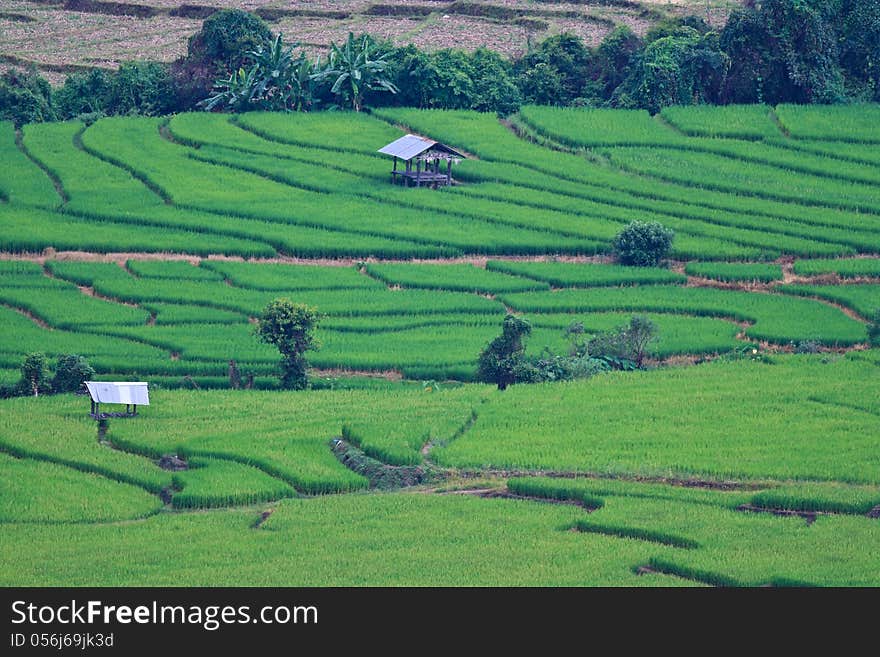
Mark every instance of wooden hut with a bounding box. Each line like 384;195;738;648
378;135;466;188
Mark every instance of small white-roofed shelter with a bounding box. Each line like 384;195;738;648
85;381;149;419
378;134;466;187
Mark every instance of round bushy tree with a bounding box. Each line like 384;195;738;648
255;300;320;390
612;221;675;267
52;354;95;393
19;352;51;397
477;314;532;390
189;9;272;73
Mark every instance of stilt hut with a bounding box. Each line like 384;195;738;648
85;381;150;419
378;135;466;188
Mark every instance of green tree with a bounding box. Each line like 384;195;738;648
516;33;592;103
54;69;111;119
255;300;321;390
105;61;177;116
317;32;398;111
719;0;844;105
837;0;880;100
612;221;675;267
614;28;728;112
174;9;272;110
188;9;272;74
19;352;51;397
0;68;54;127
52;354;95;393
477;314;532;390
593;26;643;101
470;48;522;116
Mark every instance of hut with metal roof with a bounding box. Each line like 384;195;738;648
378;134;466;187
85;381;149;419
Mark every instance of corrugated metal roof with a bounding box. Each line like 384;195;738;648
85;382;150;405
378;134;466;160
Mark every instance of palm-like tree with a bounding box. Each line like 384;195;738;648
316;33;398;111
248;33;297;108
199;34;319;112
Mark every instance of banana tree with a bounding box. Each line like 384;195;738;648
315;33;398;111
248;33;305;110
198;65;260;112
199;33;317;112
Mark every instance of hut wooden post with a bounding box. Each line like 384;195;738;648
377;135;466;188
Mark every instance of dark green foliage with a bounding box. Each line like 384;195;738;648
720;0;845;105
645;15;712;43
592;26;643;101
54;63;175;119
612;221;675;267
516;33;593;104
188;9;272;74
391;48;475;109
0;69;54;127
837;0;880;100
105;61;177;117
614;29;729;112
176;9;272;111
54;70;111;119
255;299;321;390
387;46;519;114
477;314;532;390
19;352;51;397
468;49;522;116
517;62;567;106
587;315;658;368
51;355;95;393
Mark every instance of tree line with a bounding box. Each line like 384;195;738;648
1;1;878;126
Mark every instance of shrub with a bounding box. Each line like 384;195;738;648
255;299;321;390
0;68;54;127
612;221;675;267
105;61;177;116
587;315;658;368
521;350;609;383
52;354;95;393
477;314;532;390
54;69;112;119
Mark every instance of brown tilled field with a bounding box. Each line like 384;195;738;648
0;0;743;85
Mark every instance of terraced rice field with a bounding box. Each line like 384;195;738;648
1;102;878;587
